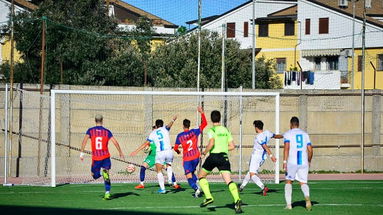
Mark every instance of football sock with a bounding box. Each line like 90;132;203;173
187;178;198;190
301;183;310;198
192;173;199;189
157;172;165;190
172;172;176;183
240;172;250;189
199;178;213;199
228;181;240;202
104;178;111;192
140;166;146;182
166;166;174;184
285;183;292;206
251;174;264;190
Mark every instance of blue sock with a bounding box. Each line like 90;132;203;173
140;166;146;182
104;178;111;192
187;178;198;190
172;172;176;183
192;173;198;184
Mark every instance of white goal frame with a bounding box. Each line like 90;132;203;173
50;90;280;187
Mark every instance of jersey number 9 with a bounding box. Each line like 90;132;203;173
96;137;103;150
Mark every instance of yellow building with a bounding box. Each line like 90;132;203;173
255;5;299;83
351;48;383;89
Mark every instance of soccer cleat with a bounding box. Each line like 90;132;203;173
238;185;244;193
173;184;181;189
234;200;243;214
305;197;312;211
135;184;145;189
103;193;111;200
200;198;214;207
102;170;110;182
158;189;167;194
262;186;269;196
194;189;202;198
284;205;292;210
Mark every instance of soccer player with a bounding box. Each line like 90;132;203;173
80;114;124;200
130;116;178;193
239;120;282;195
283;116;313;211
198;110;242;214
135;126;179;189
174;106;207;197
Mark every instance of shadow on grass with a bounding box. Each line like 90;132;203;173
112;192;140;199
292;200;319;209
253;188;278;195
0;205;191;215
206;203;237;213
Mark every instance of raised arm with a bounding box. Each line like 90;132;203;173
80;134;90;161
198;106;207;131
262;144;276;162
130;140;150;156
110;137;125;160
166;115;178;129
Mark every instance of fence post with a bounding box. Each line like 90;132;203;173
299;95;308;131
372;94;381;156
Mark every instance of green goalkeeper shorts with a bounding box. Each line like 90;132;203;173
144;155;156;168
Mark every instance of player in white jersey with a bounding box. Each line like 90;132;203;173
283;116;313;211
239;120;282;195
130;116;178;194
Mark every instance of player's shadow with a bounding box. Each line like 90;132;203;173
111;192;140;199
292;200;319;208
210;189;225;194
253;188;278;195
206;202;248;212
169;188;186;193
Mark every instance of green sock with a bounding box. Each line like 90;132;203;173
228;182;240;202
199;178;213;199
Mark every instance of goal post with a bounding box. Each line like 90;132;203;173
50;89;280;187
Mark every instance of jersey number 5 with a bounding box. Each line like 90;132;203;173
95;137;103;150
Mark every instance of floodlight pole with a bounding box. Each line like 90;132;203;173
360;0;366;174
197;0;201;92
251;0;256;89
351;0;356;89
221;24;225;91
8;0;15;179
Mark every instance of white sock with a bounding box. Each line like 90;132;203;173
140;181;144;186
166;166;176;185
285;184;292;206
251;174;264;190
240;172;251;189
301;183;310;198
157;172;165;190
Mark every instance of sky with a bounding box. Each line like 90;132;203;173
122;0;250;27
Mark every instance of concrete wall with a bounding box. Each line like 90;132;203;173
1;84;382;184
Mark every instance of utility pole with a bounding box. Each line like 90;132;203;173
360;0;366;174
221;24;225;91
251;0;256;89
197;0;201;92
351;0;356;89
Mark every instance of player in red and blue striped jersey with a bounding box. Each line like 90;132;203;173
174;106;207;197
80;114;124;200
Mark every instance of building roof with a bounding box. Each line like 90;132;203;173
186;15;220;25
268;4;297;17
254;4;297;23
5;0;38;11
306;0;383;28
109;0;177;27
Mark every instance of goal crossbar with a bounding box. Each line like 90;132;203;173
50;90;280;187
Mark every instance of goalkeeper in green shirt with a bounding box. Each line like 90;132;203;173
198;110;242;213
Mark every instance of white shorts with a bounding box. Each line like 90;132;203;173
155;149;173;165
285;163;309;183
248;153;265;174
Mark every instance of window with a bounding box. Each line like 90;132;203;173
276;58;286;73
319;18;329;34
258;23;268;37
314;57;321;71
226;22;236;38
305;19;310;35
377;54;383;71
284;22;295;36
358;55;363;72
327;56;339;70
244;22;248;37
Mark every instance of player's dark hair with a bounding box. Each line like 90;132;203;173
152;125;156;129
211;110;221;123
183;119;191;128
155;119;164;128
253;120;264;130
290;116;299;126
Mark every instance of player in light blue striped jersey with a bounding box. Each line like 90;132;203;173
283;116;313;211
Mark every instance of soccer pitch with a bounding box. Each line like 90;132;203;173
1;181;382;215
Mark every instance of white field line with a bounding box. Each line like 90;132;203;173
109;203;383;210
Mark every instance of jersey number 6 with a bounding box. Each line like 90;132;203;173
95;137;103;150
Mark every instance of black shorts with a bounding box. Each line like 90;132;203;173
202;153;231;173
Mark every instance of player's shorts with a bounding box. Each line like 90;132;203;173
155;149;173;165
183;158;200;175
144;154;156;168
249;153;266;174
91;158;111;179
285;163;309;183
202;153;231;173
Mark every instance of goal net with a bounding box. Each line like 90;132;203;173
3;88;280;186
